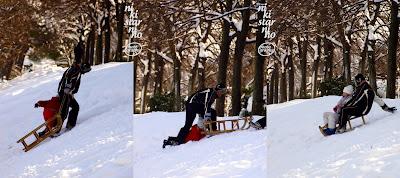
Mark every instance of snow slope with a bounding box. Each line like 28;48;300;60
0;60;133;178
133;112;266;178
268;96;400;178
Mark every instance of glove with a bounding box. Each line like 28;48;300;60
64;88;72;94
204;112;212;120
34;103;39;108
333;106;338;112
197;116;205;129
382;104;397;113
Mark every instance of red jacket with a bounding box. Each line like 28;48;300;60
185;124;206;143
37;97;61;129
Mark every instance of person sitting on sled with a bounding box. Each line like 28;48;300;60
335;74;396;134
34;95;61;137
319;85;354;136
163;83;227;148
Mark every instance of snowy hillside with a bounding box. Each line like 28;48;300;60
0;61;133;178
268;96;400;178
133;112;266;178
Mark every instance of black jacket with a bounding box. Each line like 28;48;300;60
344;82;375;116
187;88;218;114
58;65;82;95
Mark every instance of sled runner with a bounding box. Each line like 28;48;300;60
346;115;366;130
202;116;252;135
17;96;67;152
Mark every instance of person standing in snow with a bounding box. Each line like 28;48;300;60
336;74;396;133
56;41;91;134
163;83;227;147
319;85;354;136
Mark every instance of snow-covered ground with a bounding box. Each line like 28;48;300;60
133;112;267;178
268;96;400;178
0;60;133;177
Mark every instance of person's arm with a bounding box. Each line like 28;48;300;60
204;89;215;118
35;100;49;108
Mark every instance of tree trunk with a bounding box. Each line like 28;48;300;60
189;53;200;95
104;0;111;63
252;0;266;115
386;0;398;99
366;1;380;93
368;40;377;92
216;0;232;117
153;45;164;95
116;2;125;62
140;51;152;114
279;61;287;103
164;16;181;111
288;39;295;100
95;29;103;65
298;35;308;98
231;0;251;115
268;72;274;104
311;36;321;98
330;0;351;83
89;28;96;65
273;63;279;104
323;35;333;80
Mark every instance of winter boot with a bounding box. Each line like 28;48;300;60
38;128;48;137
162;137;179;148
323;128;336;136
249;121;262;130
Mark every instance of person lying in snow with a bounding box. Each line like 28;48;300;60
319;85;354;136
34;96;61;137
335;74;396;134
163;83;227;147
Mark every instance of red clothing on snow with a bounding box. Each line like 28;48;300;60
36;96;61;129
185;124;206;143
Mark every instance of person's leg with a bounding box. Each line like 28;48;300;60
176;104;197;144
256;117;266;128
66;97;79;129
59;93;70;122
327;112;338;129
337;106;359;131
322;112;330;126
210;108;217;131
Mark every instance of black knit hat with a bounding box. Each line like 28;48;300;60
215;83;226;91
354;73;365;86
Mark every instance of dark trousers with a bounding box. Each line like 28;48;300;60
256;117;266;129
59;93;80;131
176;103;216;144
337;106;363;129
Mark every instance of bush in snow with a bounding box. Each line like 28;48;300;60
319;77;350;96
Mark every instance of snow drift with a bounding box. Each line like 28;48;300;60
133;112;267;178
0;61;133;178
268;96;400;178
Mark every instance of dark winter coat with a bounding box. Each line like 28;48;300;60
58;64;82;95
343;82;375;116
186;88;218;115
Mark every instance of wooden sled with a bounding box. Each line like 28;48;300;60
202;116;252;135
17;95;68;152
17;114;63;152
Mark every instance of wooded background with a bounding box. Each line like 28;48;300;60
0;0;132;81
134;1;399;115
